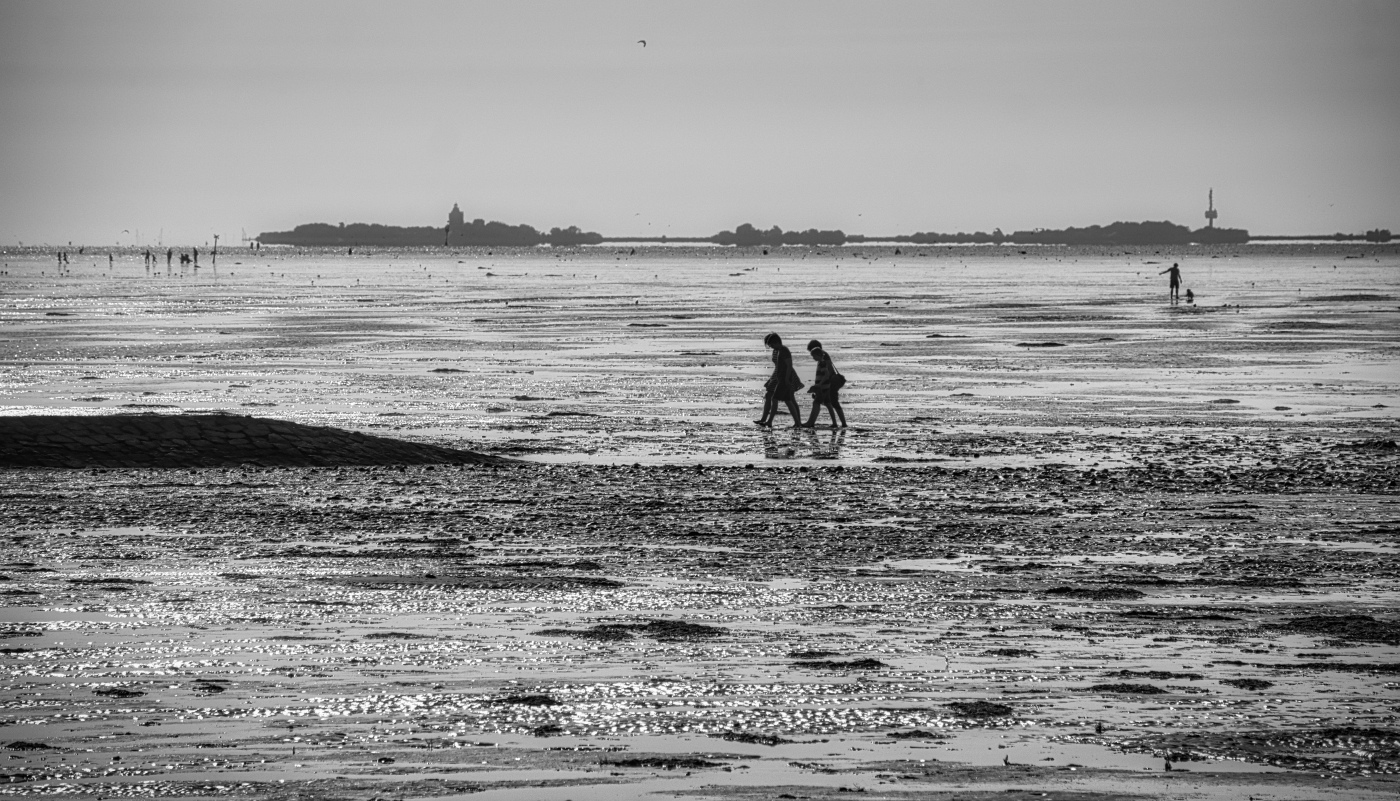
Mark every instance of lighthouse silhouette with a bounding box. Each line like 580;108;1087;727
1204;189;1218;229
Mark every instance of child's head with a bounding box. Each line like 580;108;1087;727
806;339;822;353
764;332;782;348
809;346;825;361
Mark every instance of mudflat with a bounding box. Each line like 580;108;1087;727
0;244;1397;799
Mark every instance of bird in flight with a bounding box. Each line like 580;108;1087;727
637;39;646;47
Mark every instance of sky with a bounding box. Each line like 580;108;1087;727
1;0;1397;245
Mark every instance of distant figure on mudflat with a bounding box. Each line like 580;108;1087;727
1184;288;1194;304
1159;262;1182;303
803;340;847;428
192;247;199;265
166;248;173;268
755;333;803;428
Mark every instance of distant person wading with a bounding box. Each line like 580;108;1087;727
755;333;804;428
1160;262;1182;303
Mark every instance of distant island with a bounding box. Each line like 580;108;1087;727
1005;220;1248;246
257;204;1392;247
256;204;605;247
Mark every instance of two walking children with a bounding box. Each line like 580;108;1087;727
755;333;847;429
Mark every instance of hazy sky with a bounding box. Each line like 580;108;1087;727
2;0;1397;245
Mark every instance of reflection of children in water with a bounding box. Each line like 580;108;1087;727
761;431;795;460
803;339;847;428
1159;262;1182;303
766;426;847;460
755;333;803;428
815;427;846;458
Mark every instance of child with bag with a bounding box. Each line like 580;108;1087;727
803;339;847;428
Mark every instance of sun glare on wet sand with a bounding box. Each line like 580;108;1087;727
1;243;1398;800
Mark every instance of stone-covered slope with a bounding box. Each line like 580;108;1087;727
0;413;509;468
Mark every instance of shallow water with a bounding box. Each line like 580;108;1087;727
2;243;1397;467
2;244;1399;799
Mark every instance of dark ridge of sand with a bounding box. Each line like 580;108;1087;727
0;413;510;468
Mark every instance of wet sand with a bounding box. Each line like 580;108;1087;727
1;243;1398;798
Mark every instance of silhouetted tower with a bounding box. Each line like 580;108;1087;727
1204;189;1218;229
446;203;465;246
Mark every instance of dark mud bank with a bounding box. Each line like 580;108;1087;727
0;413;510;468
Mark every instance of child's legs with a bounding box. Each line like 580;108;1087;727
760;389;776;421
830;398;846;426
782;393;802;423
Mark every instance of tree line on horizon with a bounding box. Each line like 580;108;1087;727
258;217;1257;247
256;220;607;247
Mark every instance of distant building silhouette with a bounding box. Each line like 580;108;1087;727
1204;188;1218;229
